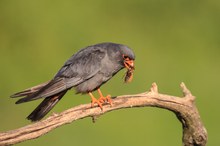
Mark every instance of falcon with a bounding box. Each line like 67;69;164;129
11;42;135;122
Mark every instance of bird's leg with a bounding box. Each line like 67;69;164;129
89;92;103;109
97;89;105;103
97;89;112;106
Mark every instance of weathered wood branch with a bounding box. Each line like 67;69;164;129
0;83;207;146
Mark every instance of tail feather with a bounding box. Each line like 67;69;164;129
27;90;68;122
10;81;50;98
11;78;71;121
14;78;67;104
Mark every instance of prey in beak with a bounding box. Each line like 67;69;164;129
123;55;135;83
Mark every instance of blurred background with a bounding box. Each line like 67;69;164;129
0;0;219;145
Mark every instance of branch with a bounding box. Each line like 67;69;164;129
0;83;207;146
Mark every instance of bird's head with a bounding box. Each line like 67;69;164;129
99;42;135;83
119;45;135;83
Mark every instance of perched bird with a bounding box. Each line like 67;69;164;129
11;42;135;122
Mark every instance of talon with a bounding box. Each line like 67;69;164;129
98;89;113;106
89;92;103;109
98;95;111;104
106;95;113;106
89;89;113;110
91;98;103;109
97;96;106;103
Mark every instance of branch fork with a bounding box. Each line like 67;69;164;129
0;83;207;146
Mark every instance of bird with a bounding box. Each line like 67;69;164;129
10;42;135;122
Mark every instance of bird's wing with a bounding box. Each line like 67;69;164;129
15;78;66;103
14;46;106;103
55;45;106;86
10;81;50;98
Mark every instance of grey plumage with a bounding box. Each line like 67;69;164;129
11;42;135;121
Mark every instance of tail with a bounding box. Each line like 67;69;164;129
10;81;50;98
27;90;67;121
11;78;67;104
10;78;69;121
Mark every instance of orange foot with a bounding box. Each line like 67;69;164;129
88;89;113;109
98;94;112;106
89;92;103;109
97;89;112;106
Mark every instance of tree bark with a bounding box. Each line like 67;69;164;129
0;82;208;146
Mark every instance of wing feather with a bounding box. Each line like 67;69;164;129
13;45;107;104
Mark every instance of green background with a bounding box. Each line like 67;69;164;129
0;0;219;145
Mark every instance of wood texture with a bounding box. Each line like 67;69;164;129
0;83;208;146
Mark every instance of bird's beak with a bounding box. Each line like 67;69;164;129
124;59;135;71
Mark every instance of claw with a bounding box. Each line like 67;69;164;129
88;89;113;110
97;94;112;105
97;89;112;106
89;92;103;109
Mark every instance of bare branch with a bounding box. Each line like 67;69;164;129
0;83;207;146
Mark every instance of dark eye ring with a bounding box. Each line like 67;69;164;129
123;55;129;60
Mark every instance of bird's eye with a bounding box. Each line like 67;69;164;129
123;55;129;60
